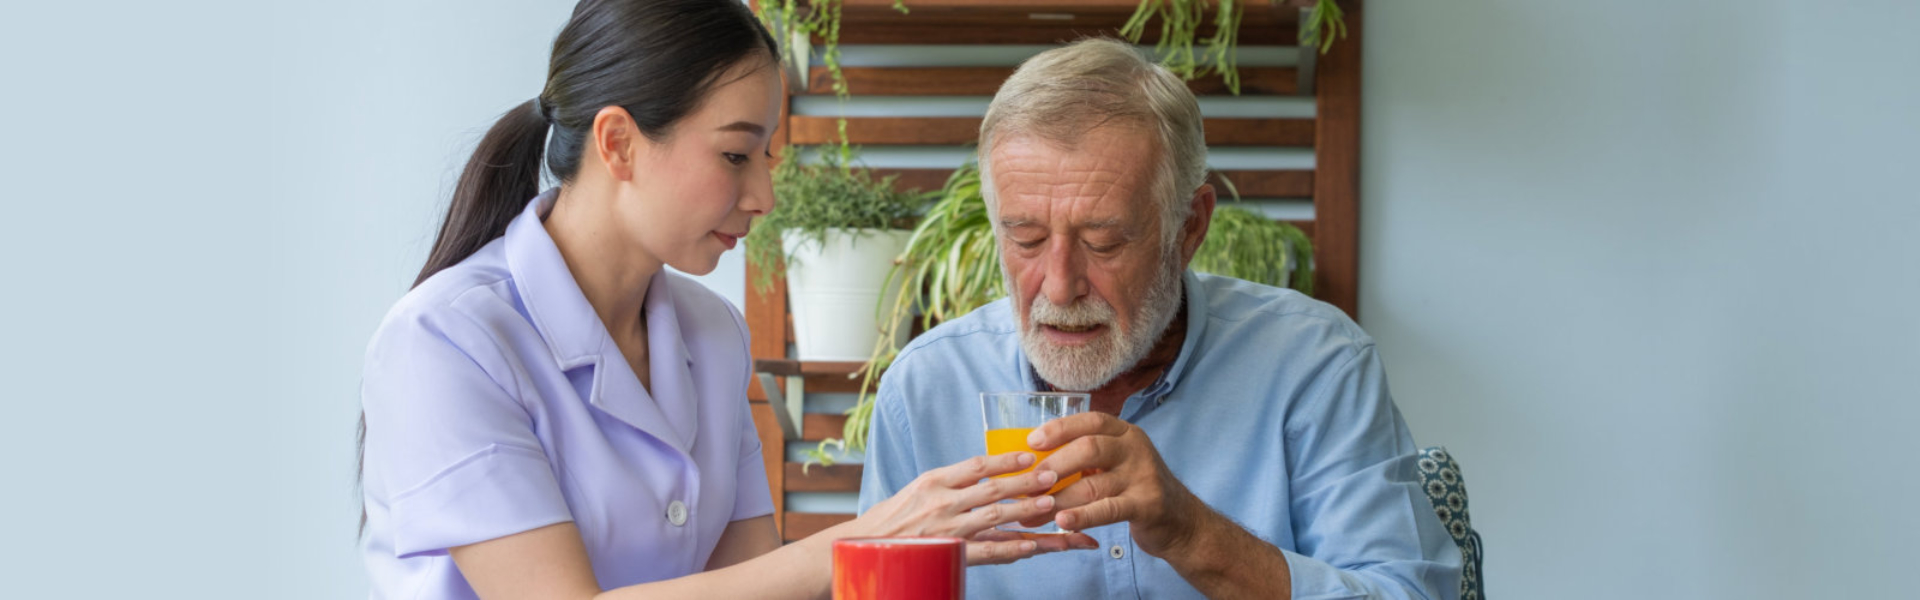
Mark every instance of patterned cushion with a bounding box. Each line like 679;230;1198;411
1419;446;1485;600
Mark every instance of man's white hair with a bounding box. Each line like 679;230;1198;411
978;37;1209;248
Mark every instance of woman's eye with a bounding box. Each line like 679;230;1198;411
723;153;749;166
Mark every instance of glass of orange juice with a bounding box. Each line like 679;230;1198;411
980;391;1089;533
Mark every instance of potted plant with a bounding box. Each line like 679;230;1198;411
806;164;1315;464
746;151;932;360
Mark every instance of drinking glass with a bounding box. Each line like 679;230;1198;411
979;391;1089;533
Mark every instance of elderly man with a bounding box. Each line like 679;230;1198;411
856;38;1462;599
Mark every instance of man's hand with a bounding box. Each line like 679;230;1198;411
1026;412;1210;557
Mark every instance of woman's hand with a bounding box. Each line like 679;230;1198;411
850;452;1097;565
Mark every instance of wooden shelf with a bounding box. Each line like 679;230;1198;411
816;0;1308;45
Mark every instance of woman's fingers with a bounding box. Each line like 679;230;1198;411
927;452;1034;488
966;530;1099;566
965;538;1041;566
963;493;1058;534
1038;532;1101;552
963;531;1098;565
956;468;1058;509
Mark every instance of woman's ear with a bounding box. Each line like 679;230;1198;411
589;105;640;182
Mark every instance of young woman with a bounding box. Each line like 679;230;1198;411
357;1;1093;598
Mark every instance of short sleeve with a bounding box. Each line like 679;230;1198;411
730;403;776;521
362;308;573;558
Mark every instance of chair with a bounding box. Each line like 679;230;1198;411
1418;446;1485;600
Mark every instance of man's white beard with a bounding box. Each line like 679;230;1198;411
1018;252;1184;392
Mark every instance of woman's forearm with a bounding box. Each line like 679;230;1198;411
594;524;844;600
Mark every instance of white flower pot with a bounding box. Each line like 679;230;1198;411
783;228;913;361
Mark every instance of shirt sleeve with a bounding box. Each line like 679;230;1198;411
857;374;920;514
730;379;776;521
1282;345;1463;600
721;299;775;522
362;308;573;558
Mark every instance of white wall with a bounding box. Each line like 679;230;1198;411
0;1;1913;598
1365;1;1920;598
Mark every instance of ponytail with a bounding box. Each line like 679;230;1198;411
413;99;551;288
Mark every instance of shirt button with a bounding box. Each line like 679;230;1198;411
1109;545;1125;559
666;500;688;527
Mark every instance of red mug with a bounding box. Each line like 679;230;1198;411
831;537;965;600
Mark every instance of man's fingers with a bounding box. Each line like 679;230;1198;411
1033;435;1124;485
1028;412;1130;451
1057;496;1136;532
1044;470;1125;512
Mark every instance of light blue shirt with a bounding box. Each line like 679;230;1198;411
360;190;773;599
858;271;1462;599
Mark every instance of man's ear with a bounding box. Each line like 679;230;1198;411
1178;183;1218;264
589;105;640;182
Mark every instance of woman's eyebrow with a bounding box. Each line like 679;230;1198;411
716;121;766;135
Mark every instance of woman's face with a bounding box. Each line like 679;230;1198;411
616;58;782;276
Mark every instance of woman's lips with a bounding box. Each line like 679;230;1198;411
712;231;742;249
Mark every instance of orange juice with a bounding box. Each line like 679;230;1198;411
985;427;1081;495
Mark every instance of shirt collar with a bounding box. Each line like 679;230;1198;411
1015;270;1211;417
504;189;698;451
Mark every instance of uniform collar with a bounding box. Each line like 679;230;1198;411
504;190;698;452
1015;270;1211;420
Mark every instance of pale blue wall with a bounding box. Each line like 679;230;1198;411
0;1;1912;598
1366;1;1920;598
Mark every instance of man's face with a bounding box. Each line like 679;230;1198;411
987;126;1187;391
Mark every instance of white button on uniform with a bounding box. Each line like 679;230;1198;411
1109;545;1125;559
666;500;688;527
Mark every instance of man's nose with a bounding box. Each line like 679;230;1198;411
1039;238;1088;307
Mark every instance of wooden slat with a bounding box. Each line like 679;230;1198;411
1205;119;1316;146
789;116;976;146
789;116;1315;147
1209;170;1315;199
804;413;852;441
806;66;1298;97
1312;0;1362;320
831;0;1301;46
785;512;857;542
784;462;866;492
753;359;874;394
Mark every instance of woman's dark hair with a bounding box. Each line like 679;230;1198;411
358;0;779;534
